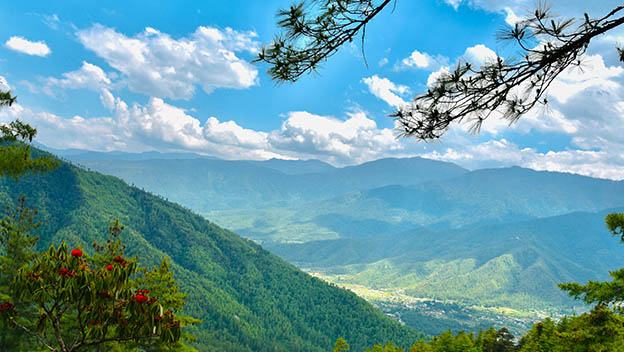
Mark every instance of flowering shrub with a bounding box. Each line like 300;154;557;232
1;220;199;352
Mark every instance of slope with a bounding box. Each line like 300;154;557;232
268;209;624;311
0;150;423;352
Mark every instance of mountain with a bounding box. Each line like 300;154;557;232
212;166;624;243
71;156;468;213
247;158;336;175
0;149;424;352
37;145;216;162
267;209;624;312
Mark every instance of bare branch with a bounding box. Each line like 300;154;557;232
8;317;58;352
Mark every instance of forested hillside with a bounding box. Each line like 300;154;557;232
268;209;624;311
0;149;423;351
53;150;624;335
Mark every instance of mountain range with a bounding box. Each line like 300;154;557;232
1;148;423;351
37;145;624;336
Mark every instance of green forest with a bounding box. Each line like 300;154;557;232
4;0;624;351
0;146;423;351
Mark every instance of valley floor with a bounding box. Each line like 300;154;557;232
307;271;581;337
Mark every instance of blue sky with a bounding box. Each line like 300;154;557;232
1;0;624;179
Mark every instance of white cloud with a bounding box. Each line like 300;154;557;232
0;76;10;91
76;24;259;100
269;110;402;164
43;61;118;111
378;57;389;67
0;92;408;166
503;7;523;26
444;0;463;10
396;50;448;71
362;75;410;108
5;36;51;57
423;138;624;180
426;66;450;88
45;61;111;92
463;44;498;67
424;44;497;89
443;0;620;18
548;54;623;104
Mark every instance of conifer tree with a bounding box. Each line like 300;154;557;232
258;1;624;140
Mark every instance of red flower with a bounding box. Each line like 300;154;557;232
105;264;113;271
58;268;69;276
135;294;148;304
140;289;149;294
112;256;124;263
100;291;111;298
71;249;83;258
0;302;15;312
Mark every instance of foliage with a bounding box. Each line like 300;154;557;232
0;210;198;352
256;0;394;82
558;212;624;311
338;327;518;352
352;305;624;352
332;337;350;352
259;2;624;140
0;151;424;351
518;305;624;352
365;341;405;352
392;4;624;140
0;195;41;350
0;90;59;180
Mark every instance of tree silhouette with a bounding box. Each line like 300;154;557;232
257;1;624;140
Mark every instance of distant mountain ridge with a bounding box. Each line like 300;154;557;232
62;152;467;213
212;166;624;243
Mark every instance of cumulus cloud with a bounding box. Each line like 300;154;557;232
5;36;51;57
422;138;624;180
443;0;619;18
463;44;498;67
0;76;10;91
0;90;407;166
548;54;623;104
269;111;402;164
362;75;410;108
503;7;523;26
43;61;119;111
76;24;259;100
395;50;448;71
423;44;498;89
45;61;111;92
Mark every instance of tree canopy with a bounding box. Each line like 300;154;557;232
0;91;198;351
257;1;624;140
0;90;58;179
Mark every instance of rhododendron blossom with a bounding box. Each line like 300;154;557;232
70;249;83;257
136;294;149;303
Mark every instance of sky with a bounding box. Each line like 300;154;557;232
1;0;624;179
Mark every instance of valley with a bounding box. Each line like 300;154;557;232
53;149;624;337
